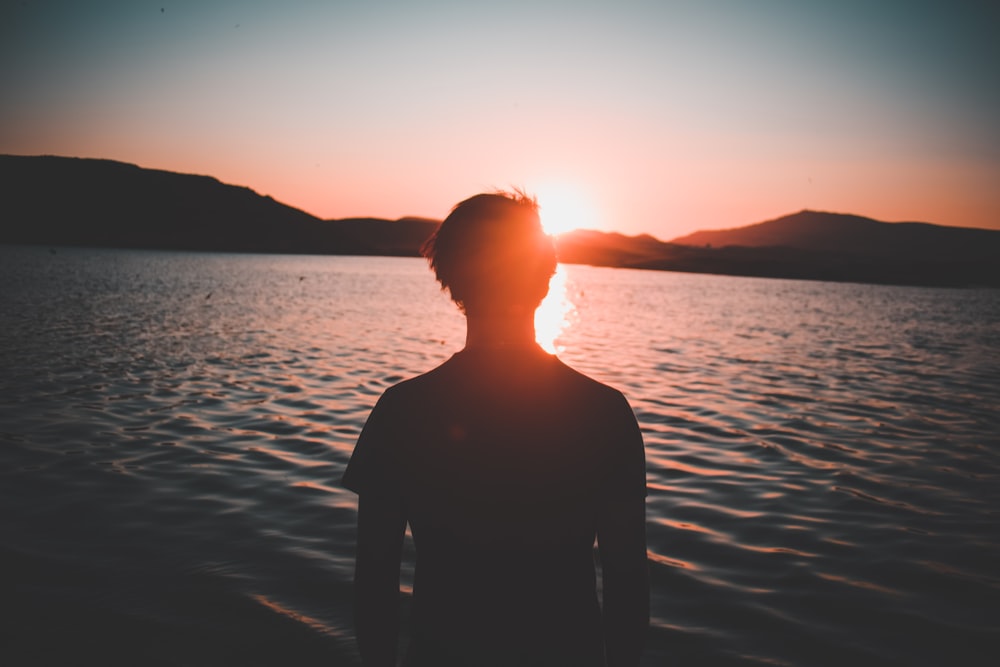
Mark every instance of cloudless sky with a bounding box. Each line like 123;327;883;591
2;0;998;238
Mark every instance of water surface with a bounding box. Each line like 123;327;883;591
1;246;998;665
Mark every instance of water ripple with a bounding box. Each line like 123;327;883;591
1;248;998;665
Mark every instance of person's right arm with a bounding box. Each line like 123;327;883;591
354;489;406;667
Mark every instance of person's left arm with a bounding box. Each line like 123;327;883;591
354;489;406;667
345;390;408;667
597;393;650;667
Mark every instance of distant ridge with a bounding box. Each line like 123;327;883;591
0;155;373;254
331;217;440;256
555;211;1000;287
553;230;669;267
0;155;437;256
2;155;997;287
643;210;1000;287
669;210;999;261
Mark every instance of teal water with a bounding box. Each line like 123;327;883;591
1;245;998;665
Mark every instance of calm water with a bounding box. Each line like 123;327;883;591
1;245;998;666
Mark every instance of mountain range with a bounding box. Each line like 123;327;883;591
2;154;997;287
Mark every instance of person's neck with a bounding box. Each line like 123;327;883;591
463;306;538;351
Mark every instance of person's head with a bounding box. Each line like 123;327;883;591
422;190;557;315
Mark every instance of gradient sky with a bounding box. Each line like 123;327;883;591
2;0;998;238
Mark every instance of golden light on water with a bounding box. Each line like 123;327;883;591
535;264;574;354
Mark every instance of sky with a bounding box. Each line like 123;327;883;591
2;0;998;239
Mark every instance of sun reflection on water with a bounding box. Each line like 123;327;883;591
535;264;574;354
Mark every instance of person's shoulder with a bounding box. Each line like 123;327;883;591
550;356;630;404
549;358;640;442
550;355;617;392
379;354;460;399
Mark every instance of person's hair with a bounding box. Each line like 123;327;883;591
421;190;557;313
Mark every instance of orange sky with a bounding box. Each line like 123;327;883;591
2;1;998;239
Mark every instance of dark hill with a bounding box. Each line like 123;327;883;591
554;230;668;266
2;155;996;287
555;212;1000;287
0;155;370;254
669;210;999;261
329;217;440;256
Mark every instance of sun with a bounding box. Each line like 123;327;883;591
536;184;600;236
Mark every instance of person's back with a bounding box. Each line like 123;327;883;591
344;191;648;666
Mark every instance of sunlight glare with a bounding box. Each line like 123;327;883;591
535;264;574;354
537;184;600;236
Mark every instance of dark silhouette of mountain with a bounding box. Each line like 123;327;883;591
329;217;440;256
554;211;1000;287
2;155;997;287
669;210;999;261
553;230;668;267
558;212;1000;287
0;155;372;254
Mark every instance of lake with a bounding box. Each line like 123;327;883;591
1;245;998;666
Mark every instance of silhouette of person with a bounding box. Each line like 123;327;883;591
343;191;648;667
